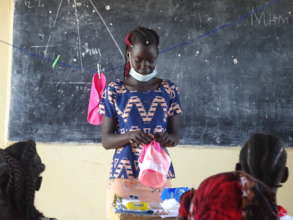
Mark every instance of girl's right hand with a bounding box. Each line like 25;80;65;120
127;131;153;145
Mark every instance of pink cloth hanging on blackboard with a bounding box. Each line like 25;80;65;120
87;73;106;125
138;140;171;188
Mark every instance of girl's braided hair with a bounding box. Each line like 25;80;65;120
123;26;160;77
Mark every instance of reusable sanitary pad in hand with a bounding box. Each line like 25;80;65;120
138;141;171;188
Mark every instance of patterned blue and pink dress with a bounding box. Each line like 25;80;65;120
99;79;182;180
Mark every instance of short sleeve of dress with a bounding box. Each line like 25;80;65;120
99;82;117;118
163;80;183;117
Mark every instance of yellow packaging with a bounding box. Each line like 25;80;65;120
124;201;150;211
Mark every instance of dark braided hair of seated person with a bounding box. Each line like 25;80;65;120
239;133;288;190
0;140;56;220
238;133;288;220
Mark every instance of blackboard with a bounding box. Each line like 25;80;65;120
9;0;293;145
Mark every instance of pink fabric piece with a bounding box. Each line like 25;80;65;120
138;141;171;188
87;72;106;125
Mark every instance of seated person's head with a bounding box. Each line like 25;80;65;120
178;133;287;220
236;133;288;191
0;140;53;220
187;171;278;220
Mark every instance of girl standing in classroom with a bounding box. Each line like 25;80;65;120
99;26;182;218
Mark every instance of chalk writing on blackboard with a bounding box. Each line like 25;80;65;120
250;7;291;26
24;0;45;9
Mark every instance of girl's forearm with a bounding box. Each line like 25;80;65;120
101;133;130;150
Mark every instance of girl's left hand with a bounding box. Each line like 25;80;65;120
154;132;177;147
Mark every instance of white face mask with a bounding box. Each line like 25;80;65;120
129;54;158;82
129;67;157;82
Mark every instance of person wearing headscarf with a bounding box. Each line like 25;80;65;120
187;171;278;220
178;133;290;220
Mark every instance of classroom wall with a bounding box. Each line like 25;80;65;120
0;1;292;220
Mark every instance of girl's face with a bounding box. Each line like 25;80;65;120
128;43;158;75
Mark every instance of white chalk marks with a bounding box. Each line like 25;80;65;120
24;0;45;8
88;0;125;60
44;0;64;56
82;42;101;57
233;58;239;65
250;7;290;26
42;0;85;74
73;0;84;73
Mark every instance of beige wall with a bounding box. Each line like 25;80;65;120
0;1;292;220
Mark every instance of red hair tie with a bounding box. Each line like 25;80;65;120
124;33;133;47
